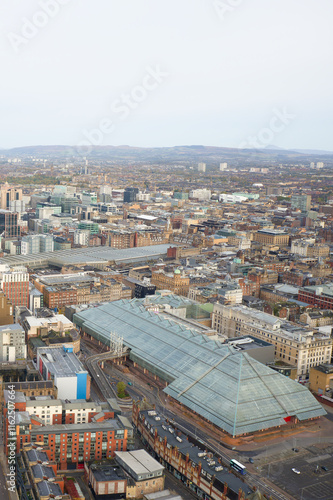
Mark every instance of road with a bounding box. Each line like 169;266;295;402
81;339;293;500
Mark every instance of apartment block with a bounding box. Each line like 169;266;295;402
0;323;27;362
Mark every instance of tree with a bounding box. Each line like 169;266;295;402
117;381;126;398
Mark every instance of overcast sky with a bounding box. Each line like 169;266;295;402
1;0;332;150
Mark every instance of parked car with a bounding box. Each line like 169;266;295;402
321;466;328;471
292;468;300;474
292;448;299;452
249;458;254;464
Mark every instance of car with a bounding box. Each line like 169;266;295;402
292;468;300;474
249;458;254;464
292;448;299;452
321;466;328;471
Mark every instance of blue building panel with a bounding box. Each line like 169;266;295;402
76;371;88;399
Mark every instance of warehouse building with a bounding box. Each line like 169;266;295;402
74;299;325;437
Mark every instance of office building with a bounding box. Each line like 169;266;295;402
0;210;20;238
298;284;333;310
81;191;97;205
21;234;54;255
0;183;22;210
151;269;190;296
133;406;250;500
124;188;139;203
291;194;311;212
253;229;289;247
189;188;211;200
0;266;29;307
212;303;333;378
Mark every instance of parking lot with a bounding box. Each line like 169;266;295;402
261;445;333;500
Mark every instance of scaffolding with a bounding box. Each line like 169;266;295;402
109;331;124;356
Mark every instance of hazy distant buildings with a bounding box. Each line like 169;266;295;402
197;162;206;172
220;162;228;171
189;188;211;201
317;161;324;169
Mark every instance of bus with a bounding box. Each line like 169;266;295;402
230;459;247;475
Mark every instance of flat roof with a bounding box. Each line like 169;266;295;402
90;462;126;482
0;244;173;268
37;346;86;378
30;419;123;435
115;450;164;475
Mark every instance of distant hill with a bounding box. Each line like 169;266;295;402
2;144;333;165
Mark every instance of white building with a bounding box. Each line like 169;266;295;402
9;199;25;213
24;314;74;338
37;345;89;400
218;282;243;305
136;192;151;202
189;188;211;200
0;324;27;362
291;238;316;256
219;162;228;171
21;235;54;255
74;229;90;246
197;162;206;172
219;193;247;203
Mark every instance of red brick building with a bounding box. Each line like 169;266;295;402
298;285;333;309
0;270;29;307
3;390;128;470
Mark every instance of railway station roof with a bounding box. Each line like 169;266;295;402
74;299;325;436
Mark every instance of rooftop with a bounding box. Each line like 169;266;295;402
90;462;126;482
74;299;325;436
115;450;164;476
0;243;174;268
37;346;87;378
